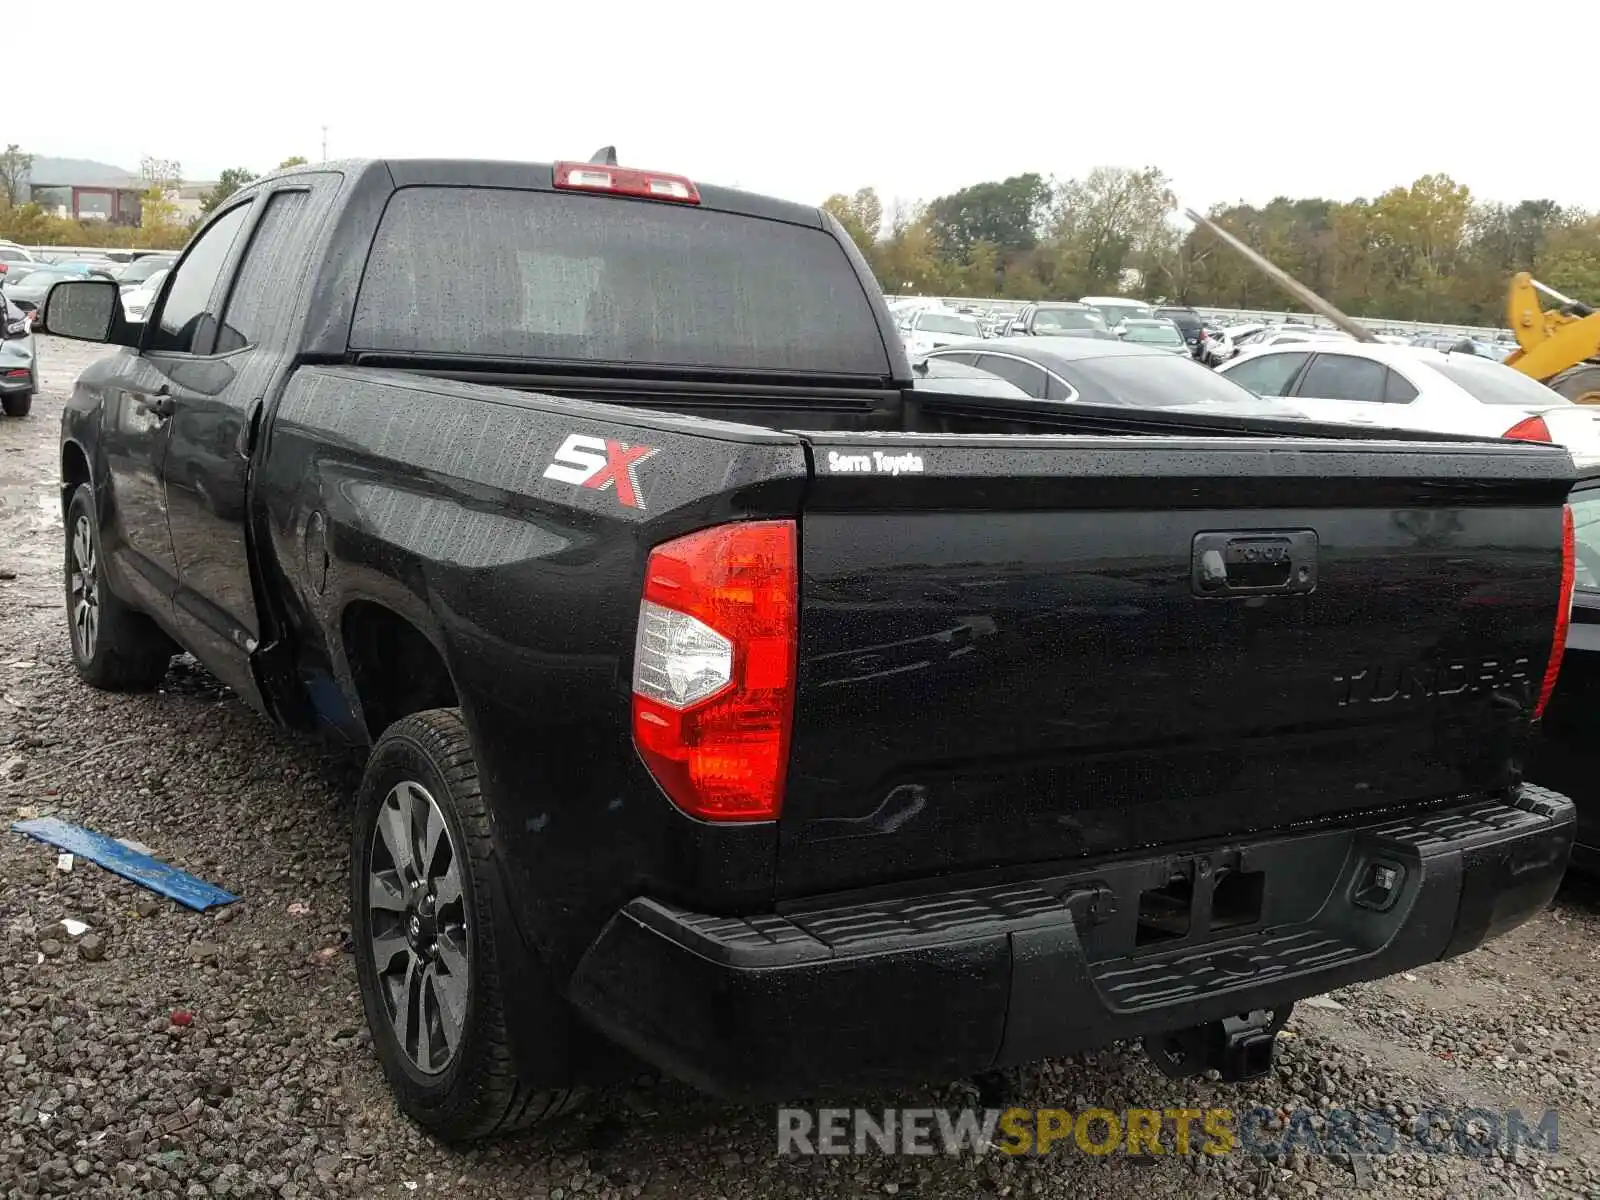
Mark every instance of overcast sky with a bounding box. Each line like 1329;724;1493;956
14;1;1588;215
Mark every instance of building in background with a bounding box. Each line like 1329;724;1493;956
19;157;214;226
22;157;143;223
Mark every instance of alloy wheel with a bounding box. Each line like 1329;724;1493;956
69;515;99;661
367;780;470;1074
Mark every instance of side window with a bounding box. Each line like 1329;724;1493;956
214;190;312;355
1574;491;1600;593
975;354;1049;398
1293;354;1389;403
1044;373;1075;402
147;204;251;355
930;351;981;367
1383;368;1420;403
1223;352;1309;397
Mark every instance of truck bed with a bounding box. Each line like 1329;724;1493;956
261;365;1573;918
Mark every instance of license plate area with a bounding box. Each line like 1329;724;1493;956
1133;853;1266;948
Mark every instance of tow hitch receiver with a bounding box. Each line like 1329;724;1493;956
1144;1006;1292;1082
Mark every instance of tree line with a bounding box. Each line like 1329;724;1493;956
0;147;309;251
825;168;1600;326
2;142;1589;326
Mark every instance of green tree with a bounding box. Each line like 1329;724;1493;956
1045;166;1176;295
827;165;1600;323
926;174;1050;262
277;156;309;170
1366;174;1473;320
0;145;33;207
821;188;882;257
202;167;259;214
871;202;950;295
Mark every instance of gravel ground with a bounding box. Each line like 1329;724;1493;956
3;337;1600;1199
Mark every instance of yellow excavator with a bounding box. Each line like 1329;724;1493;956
1503;273;1600;404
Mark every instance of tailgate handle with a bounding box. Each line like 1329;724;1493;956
1192;530;1318;597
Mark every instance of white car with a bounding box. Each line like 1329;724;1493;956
1216;340;1600;457
1079;295;1155;330
1234;325;1351;352
120;268;169;324
899;308;986;356
1116;318;1190;355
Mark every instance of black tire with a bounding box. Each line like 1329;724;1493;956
351;708;580;1141
64;484;175;691
1547;363;1600;405
2;391;31;417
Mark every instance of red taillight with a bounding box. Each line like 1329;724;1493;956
4;369;26;378
1535;505;1576;719
631;520;797;821
554;161;701;205
1504;415;1552;442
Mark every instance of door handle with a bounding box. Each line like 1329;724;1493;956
237;398;263;458
136;386;174;419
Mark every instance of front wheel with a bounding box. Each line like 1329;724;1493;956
63;484;175;691
351;708;579;1141
2;391;31;417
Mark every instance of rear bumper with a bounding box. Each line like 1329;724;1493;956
569;788;1574;1098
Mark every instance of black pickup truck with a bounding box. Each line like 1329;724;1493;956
43;156;1578;1142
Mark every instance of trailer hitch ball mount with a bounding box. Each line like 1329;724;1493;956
1144;1005;1293;1082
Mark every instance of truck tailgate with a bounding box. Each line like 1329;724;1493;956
779;432;1574;898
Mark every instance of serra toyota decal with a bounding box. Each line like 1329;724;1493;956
543;433;661;510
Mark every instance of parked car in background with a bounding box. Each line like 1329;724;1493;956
1217;341;1600;456
1154;306;1205;354
899;307;986;355
909;353;1035;400
3;268;88;316
119;268;169;323
914;337;1310;418
1197;327;1240;366
114;254;177;290
0;243;38;270
1079;295;1155;329
1117;318;1190;355
0;291;36;416
1409;332;1507;360
1232;325;1351;352
1004;301;1111;338
47;260;119;281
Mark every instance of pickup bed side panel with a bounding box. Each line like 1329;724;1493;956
779;433;1574;898
252;366;809;976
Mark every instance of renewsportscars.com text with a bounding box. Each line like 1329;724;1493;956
776;1106;1560;1158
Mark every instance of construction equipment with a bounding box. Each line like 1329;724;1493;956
1503;273;1600;404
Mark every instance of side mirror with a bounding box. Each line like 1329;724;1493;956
41;278;133;345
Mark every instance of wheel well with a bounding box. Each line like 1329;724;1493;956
61;442;91;516
342;602;459;743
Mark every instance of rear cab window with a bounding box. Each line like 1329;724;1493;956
350;187;890;376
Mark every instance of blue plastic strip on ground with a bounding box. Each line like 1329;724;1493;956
10;816;238;911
